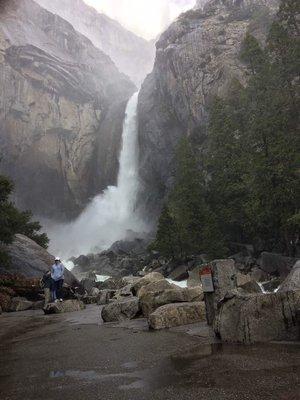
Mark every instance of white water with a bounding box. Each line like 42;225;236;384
47;92;147;259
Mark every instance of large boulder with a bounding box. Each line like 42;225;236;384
168;265;189;282
8;297;33;312
148;302;206;330
214;291;300;343
236;273;262;294
0;293;12;312
259;252;299;278
1;234;78;286
137;279;175;298
101;297;140;322
80;278;97;295
113;285;134;301
140;286;204;317
44;300;85;314
97;290;116;305
132;272;165;294
278;261;300;292
187;266;202;288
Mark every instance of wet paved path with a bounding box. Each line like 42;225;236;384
0;305;300;400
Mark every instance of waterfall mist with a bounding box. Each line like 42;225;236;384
46;92;148;259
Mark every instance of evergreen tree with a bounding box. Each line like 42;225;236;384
240;32;266;74
206;0;299;254
152;0;299;258
149;205;181;259
0;173;49;265
151;137;227;260
169;137;208;257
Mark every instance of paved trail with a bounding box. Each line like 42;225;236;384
0;305;300;400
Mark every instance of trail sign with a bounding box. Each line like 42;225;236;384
200;266;214;293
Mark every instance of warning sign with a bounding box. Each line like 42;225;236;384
200;266;214;293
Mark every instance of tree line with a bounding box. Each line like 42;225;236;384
151;0;299;260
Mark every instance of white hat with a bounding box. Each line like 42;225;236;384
55;257;61;261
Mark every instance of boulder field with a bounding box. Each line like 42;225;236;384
100;272;206;329
97;262;300;341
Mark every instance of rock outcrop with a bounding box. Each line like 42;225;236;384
137;0;279;221
0;234;78;286
214;291;300;343
72;236;153;278
35;0;155;86
259;252;298;278
0;0;135;219
279;261;300;293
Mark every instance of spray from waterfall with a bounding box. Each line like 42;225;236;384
47;92;147;259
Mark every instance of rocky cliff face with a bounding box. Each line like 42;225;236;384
137;0;279;223
0;0;135;220
35;0;155;86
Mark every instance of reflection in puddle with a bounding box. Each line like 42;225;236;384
50;370;133;381
48;343;300;393
121;361;139;369
49;344;223;392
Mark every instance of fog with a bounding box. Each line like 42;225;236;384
84;0;197;39
47;92;148;260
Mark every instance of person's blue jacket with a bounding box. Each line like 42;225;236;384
51;263;65;282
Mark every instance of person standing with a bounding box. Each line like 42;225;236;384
51;257;65;302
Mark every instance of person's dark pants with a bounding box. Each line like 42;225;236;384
53;279;64;300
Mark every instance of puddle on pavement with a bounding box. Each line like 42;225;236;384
48;344;223;391
121;361;139;369
48;342;300;393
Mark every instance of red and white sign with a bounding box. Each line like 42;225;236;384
200;266;214;293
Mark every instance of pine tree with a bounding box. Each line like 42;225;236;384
240;32;266;74
151;137;227;260
0;173;49;265
149;205;181;259
169;137;208;257
206;0;300;254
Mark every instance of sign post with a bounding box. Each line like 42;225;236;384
200;265;215;325
200;260;237;326
200;266;214;293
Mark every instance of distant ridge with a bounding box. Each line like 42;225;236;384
35;0;155;85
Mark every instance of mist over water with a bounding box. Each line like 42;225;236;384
47;92;147;259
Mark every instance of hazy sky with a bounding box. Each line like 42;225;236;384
84;0;196;40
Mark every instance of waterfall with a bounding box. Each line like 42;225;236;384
47;92;146;259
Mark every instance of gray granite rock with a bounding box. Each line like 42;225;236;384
44;300;85;314
101;297;140;322
137;0;279;220
148;302;206;330
0;0;135;219
214;290;300;343
278;261;300;293
8;297;33;312
0;235;78;287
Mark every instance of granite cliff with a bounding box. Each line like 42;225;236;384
137;0;279;223
0;0;135;220
35;0;155;86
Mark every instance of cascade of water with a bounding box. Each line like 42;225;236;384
47;91;146;259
